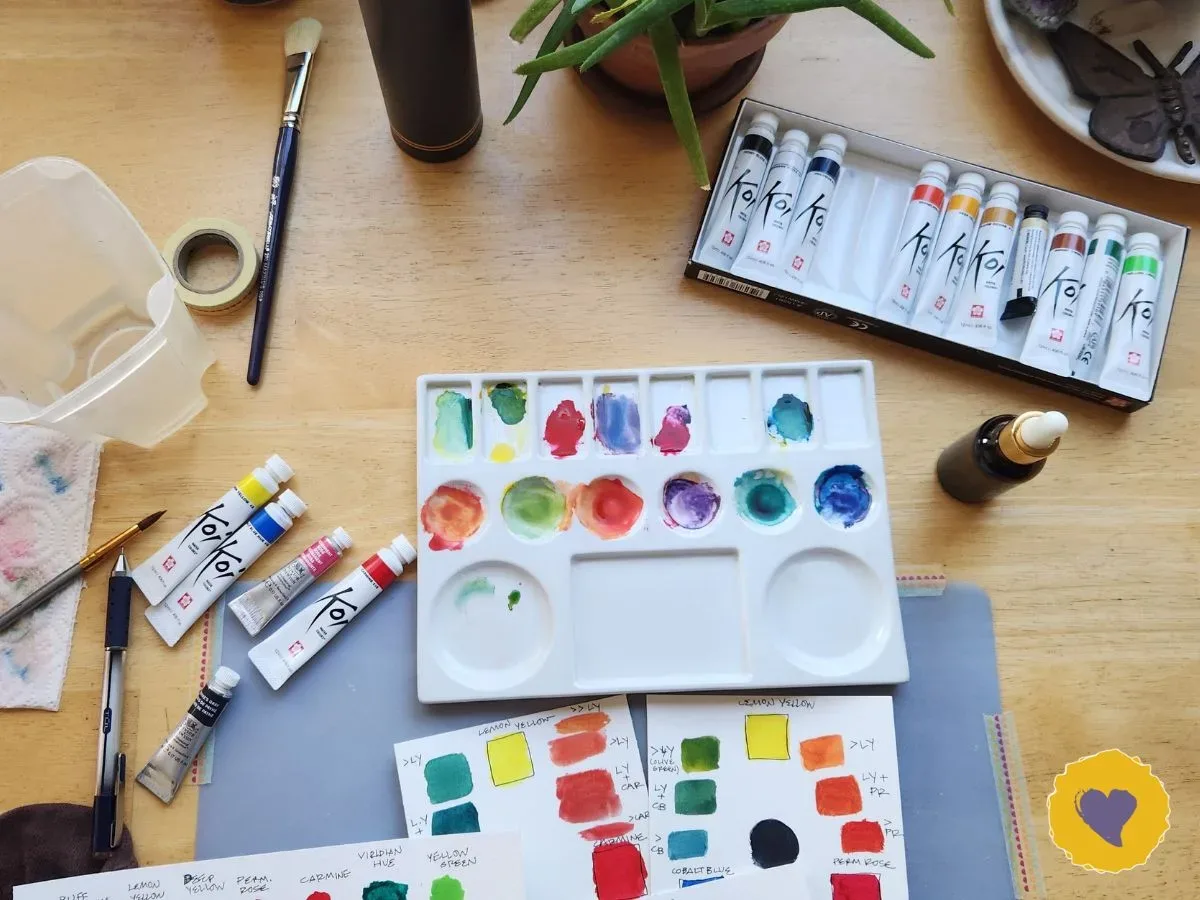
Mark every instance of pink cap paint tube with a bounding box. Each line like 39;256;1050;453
248;535;417;690
229;528;354;637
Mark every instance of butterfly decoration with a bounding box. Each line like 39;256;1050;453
1048;22;1200;164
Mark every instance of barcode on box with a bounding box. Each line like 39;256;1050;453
697;270;770;299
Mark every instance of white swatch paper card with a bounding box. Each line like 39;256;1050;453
394;695;649;900
13;833;523;900
646;694;907;900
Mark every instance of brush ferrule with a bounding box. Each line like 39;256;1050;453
283;51;314;124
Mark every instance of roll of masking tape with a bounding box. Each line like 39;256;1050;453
162;217;259;315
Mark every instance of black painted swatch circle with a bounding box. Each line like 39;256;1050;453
749;818;799;869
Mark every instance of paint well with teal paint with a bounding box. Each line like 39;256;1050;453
668;829;709;860
734;469;796;527
814;464;872;528
433;391;473;456
488;383;527;425
766;393;813;443
431;801;480;835
424;752;474;803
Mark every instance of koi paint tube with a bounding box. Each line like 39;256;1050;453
1071;214;1128;380
1099;232;1162;401
145;491;307;647
1000;205;1051;321
133;455;294;605
248;535;416;690
136;667;239;804
228;528;354;637
944;182;1020;349
700;111;780;267
876;161;950;324
778;132;848;289
1019;211;1089;374
909;172;986;333
731;129;811;276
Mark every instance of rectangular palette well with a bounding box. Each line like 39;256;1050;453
415;362;907;703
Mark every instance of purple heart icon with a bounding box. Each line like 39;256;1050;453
1075;789;1137;846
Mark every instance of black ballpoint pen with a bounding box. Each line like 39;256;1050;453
92;550;132;855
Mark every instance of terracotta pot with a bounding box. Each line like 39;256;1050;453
575;12;787;96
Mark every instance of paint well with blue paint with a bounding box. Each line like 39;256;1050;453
814;464;872;528
594;391;641;454
668;829;709;860
766;394;813;443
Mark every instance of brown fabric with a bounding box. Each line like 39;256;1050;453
0;804;137;900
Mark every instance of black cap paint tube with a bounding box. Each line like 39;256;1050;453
1098;232;1162;401
1000;205;1051;321
701;112;780;268
909;172;987;334
944;182;1021;349
136;667;239;804
876;162;950;324
1070;215;1128;380
1018;211;1089;374
777;133;848;291
731;129;811;277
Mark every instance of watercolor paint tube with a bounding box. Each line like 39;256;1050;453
908;172;987;333
136;667;239;804
876;161;951;324
248;535;416;690
731;129;811;276
1099;232;1162;401
1000;205;1051;321
133;455;294;605
228;527;354;637
700;112;780;268
777;132;849;289
145;491;307;647
1019;211;1090;374
944;182;1020;349
1071;214;1129;380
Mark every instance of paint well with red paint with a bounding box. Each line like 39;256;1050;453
831;873;881;900
579;822;635;841
651;405;691;454
549;730;607;766
545;400;586;458
557;711;611;734
591;842;647;900
574;477;644;539
556;768;622;823
840;820;885;853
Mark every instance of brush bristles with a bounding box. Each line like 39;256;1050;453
285;17;322;57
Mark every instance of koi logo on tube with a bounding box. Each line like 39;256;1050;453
876;161;950;324
732;129;811;277
1071;214;1128;380
945;182;1020;349
1099;232;1162;401
1019;211;1090;374
778;132;848;289
701;112;780;268
909;172;987;334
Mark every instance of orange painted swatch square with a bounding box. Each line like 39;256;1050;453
815;775;863;816
840;820;885;853
799;734;844;771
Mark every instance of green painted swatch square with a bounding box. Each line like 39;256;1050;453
424;753;474;803
681;736;720;773
675;779;717;815
431;801;480;835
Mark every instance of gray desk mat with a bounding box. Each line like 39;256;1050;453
196;581;1010;899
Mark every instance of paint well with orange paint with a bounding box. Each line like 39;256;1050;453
815;775;862;816
799;734;845;771
420;484;485;550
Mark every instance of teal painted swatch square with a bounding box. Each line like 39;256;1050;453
674;779;717;815
424;753;474;803
431;801;480;835
668;829;709;860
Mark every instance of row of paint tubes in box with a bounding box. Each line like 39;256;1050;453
702;112;1164;401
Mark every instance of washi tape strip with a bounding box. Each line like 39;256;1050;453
987;712;1046;899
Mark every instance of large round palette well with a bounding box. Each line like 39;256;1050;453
414;362;908;703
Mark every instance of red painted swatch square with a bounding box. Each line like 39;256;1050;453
840;820;885;853
592;841;647;900
815;775;863;816
557;768;622;823
831;873;881;900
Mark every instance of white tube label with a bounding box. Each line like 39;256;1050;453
909;191;982;332
1019;232;1088;374
779;157;842;288
702;136;773;268
1099;253;1161;401
732;148;807;275
945;204;1018;348
876;181;946;323
1071;237;1125;379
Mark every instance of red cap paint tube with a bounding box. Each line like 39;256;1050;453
248;535;417;690
876;162;951;324
229;528;354;637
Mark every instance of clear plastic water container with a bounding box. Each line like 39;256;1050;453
0;158;216;447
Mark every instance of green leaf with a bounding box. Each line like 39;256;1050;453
693;0;715;36
514;21;612;74
510;0;564;42
943;0;955;13
505;0;580;123
578;0;695;71
592;0;643;23
647;19;710;189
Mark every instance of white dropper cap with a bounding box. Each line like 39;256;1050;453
212;666;241;695
816;133;848;159
330;527;353;552
918;161;951;185
955;171;987;194
276;489;307;519
1017;411;1068;450
747;111;780;140
265;454;294;483
779;129;810;154
1127;232;1161;255
988;181;1020;203
1058;210;1090;231
1096;213;1128;237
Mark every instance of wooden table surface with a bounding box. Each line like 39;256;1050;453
2;0;1197;896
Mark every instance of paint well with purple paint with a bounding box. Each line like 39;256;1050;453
663;476;721;530
594;392;641;454
814;465;872;528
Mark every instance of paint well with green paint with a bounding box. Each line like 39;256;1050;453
431;801;480;835
766;393;813;442
430;876;465;900
424;752;474;803
507;589;521;611
456;576;495;609
488;383;527;425
680;736;720;772
675;778;717;815
734;470;796;527
501;476;568;540
363;882;408;900
433;391;473;456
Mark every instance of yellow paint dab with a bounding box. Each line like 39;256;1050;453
491;443;516;463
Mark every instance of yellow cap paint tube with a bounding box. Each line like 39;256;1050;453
1071;215;1128;380
132;455;294;606
876;161;950;324
1099;232;1162;401
731;129;811;277
700;112;780;268
909;172;987;334
1018;211;1090;375
777;132;849;290
944;182;1020;349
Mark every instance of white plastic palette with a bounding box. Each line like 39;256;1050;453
415;363;908;703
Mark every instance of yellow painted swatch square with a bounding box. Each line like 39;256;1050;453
745;714;790;760
486;731;534;786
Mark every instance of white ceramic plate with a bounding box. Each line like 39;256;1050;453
983;0;1200;183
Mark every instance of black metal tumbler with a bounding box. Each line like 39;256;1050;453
358;0;483;162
